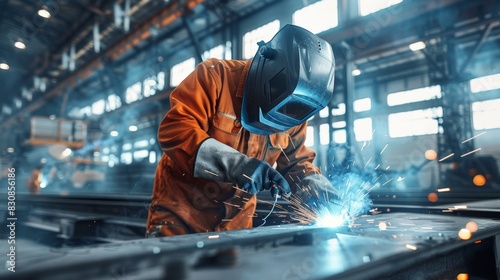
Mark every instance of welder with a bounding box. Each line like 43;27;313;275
146;24;338;237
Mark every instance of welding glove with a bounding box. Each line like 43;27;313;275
194;138;291;197
297;174;340;208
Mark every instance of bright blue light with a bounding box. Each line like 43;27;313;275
317;214;344;228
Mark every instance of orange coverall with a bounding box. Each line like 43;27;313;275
146;58;320;237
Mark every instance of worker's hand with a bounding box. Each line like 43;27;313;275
296;174;339;208
194;138;291;197
232;157;290;196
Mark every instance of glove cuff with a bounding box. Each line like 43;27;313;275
193;138;245;182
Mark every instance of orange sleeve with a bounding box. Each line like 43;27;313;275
276;122;320;192
158;62;218;175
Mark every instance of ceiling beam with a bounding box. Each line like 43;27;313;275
1;0;205;129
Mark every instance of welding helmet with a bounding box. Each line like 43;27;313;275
241;24;335;135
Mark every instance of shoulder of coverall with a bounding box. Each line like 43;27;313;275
200;58;251;99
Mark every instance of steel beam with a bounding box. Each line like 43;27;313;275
458;21;497;75
0;0;205;129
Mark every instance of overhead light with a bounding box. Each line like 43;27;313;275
61;148;72;158
129;125;138;132
14;40;26;49
352;68;361;76
38;8;51;19
409;41;426;52
110;131;119;137
0;63;9;70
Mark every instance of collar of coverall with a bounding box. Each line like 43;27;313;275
235;60;252;99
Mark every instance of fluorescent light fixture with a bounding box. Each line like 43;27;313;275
352;69;361;76
129;125;138;132
409;41;426;51
14;41;26;49
38;9;51;19
110;131;119;137
0;63;9;70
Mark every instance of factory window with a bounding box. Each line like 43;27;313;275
91;99;105;115
332;121;346;144
388;107;443;138
14;98;22;108
332;103;346;116
333;121;346;129
157;71;165;91
293;0;338;34
387;85;441;106
333;129;346;144
2;105;11;115
121;152;132;164
472;98;500;130
106;94;122;111
134;150;149;160
319;106;329;118
123;143;132;151
305;126;314;147
358;0;402;16
470;73;500;93
203;42;232;60
143;76;157;97
149;151;156;164
320;123;330;145
242;20;280;59
354;98;371;112
134;139;149;148
108;154;119;167
170;57;196;87
354;118;372;141
125;82;142;104
79;106;91;118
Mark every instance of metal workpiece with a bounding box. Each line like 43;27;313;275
2;212;500;280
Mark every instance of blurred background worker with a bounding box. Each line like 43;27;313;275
146;25;337;237
27;164;44;195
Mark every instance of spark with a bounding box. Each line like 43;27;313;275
385;165;391;170
204;170;219;176
462;131;486;143
363;157;372;169
223;202;239;208
378;222;387;230
373;174;382;183
461;148;481;157
439;153;455;162
437;187;451;192
382;178;394;186
406;244;417;250
242;173;253;180
454;205;468;209
458;228;471;240
380;144;388;154
287;134;297;149
208;235;220;239
277;144;290;162
374;164;380;170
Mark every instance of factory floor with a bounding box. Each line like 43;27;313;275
2;211;499;280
